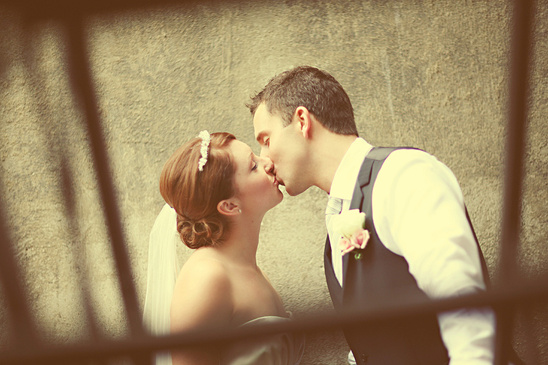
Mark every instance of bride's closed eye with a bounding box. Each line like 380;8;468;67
250;154;258;171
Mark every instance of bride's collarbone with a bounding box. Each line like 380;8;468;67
230;272;285;321
184;250;285;321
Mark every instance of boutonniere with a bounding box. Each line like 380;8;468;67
331;209;370;259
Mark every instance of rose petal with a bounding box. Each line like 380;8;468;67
339;238;355;256
354;229;370;249
339;237;350;250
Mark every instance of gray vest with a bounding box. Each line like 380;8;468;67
324;147;489;365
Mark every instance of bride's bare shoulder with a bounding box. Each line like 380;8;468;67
177;249;231;292
171;250;233;331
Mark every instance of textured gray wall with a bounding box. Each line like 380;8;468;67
1;1;547;364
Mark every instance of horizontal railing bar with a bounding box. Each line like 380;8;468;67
1;277;546;365
3;0;203;18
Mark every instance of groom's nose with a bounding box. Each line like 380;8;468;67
262;157;275;174
259;146;270;159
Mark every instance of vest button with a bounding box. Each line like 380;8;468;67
360;354;368;364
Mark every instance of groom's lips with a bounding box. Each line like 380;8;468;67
272;167;283;186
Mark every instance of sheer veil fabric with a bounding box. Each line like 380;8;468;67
142;204;306;365
143;203;179;365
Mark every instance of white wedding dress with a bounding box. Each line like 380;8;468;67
143;204;305;365
220;316;305;365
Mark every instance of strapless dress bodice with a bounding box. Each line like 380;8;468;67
221;315;305;365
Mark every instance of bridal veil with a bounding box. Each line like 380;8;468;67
143;203;180;365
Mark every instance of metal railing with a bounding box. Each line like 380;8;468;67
0;0;544;364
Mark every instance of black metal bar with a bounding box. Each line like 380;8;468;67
2;0;195;19
1;277;547;365
494;0;534;363
64;11;144;339
0;201;39;347
59;157;110;365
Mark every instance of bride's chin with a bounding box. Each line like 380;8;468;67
271;194;283;208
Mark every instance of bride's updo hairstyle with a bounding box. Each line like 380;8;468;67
160;132;236;249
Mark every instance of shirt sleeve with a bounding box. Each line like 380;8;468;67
372;149;495;365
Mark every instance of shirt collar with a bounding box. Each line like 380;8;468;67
329;138;373;201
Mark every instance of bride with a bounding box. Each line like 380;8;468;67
143;131;305;365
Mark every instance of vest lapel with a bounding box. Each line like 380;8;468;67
324;236;344;307
324;236;340;286
343;158;375;288
349;157;374;210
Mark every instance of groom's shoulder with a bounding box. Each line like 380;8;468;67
367;146;428;159
380;148;456;183
361;147;433;172
370;146;436;163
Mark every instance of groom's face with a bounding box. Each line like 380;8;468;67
253;102;309;196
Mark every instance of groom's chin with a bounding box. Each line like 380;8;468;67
283;184;305;197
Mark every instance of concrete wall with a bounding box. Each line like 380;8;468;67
1;1;547;363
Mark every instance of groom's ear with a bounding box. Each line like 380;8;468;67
217;199;240;217
294;106;312;139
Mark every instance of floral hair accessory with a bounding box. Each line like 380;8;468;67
197;130;211;172
332;209;370;258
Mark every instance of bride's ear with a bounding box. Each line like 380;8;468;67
217;199;241;217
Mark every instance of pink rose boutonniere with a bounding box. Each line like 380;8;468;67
331;209;370;259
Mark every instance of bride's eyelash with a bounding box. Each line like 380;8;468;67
251;160;258;171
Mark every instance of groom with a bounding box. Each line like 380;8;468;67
247;66;498;364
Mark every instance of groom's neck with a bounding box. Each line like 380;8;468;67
310;133;358;194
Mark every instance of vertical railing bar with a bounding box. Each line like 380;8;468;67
64;11;145;341
59;158;110;365
0;200;39;347
494;0;534;364
17;13;108;361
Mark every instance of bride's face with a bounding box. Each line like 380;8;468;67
229;140;283;215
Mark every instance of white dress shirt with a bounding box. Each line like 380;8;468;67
327;137;495;365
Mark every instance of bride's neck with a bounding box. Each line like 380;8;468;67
217;216;262;267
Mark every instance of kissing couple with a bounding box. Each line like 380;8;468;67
143;66;503;365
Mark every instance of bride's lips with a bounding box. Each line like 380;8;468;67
275;176;284;186
272;168;283;186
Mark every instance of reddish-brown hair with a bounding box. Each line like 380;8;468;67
160;132;236;249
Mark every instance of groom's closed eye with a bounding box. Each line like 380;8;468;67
255;132;269;147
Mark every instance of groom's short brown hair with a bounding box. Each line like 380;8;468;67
247;66;358;136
